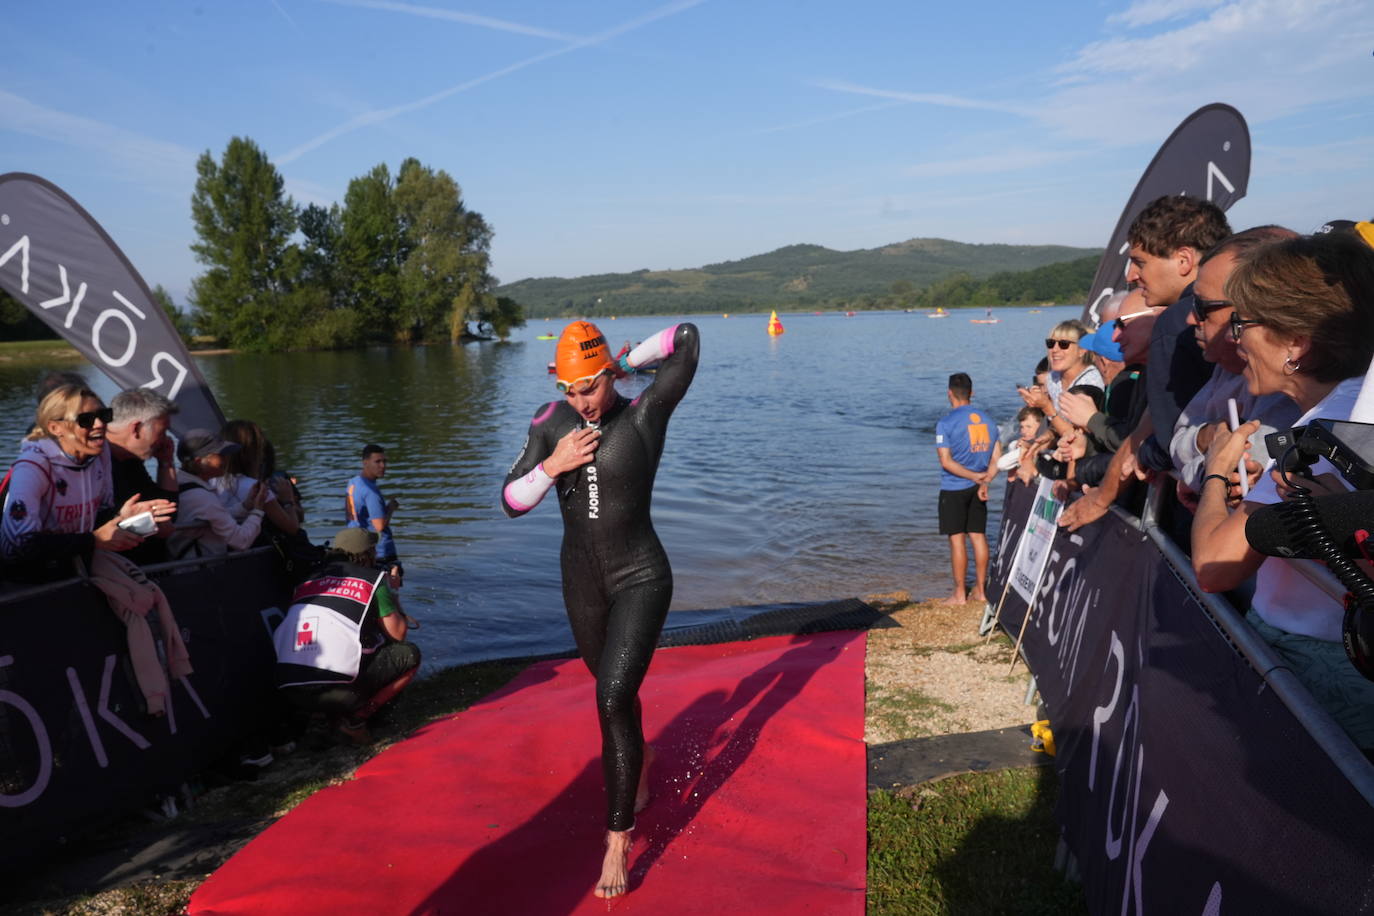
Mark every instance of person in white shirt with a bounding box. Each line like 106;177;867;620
1193;231;1374;748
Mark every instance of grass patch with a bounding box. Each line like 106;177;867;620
868;767;1085;915
0;338;82;363
868;682;958;737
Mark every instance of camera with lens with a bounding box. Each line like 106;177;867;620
1252;418;1374;680
1264;419;1374;490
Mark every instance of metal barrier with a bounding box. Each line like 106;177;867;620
989;477;1374;911
1134;484;1374;804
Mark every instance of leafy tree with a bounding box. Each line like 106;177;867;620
336;164;403;336
189;137;300;349
298;202;343;295
151;284;196;343
393;158;495;343
476;295;526;340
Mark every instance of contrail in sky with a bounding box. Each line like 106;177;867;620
280;0;706;165
810;79;1026;117
321;0;583;42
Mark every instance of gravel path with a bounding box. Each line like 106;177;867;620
863;592;1035;745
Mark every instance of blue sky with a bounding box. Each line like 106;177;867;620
3;0;1372;305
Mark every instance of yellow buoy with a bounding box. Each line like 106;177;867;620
767;310;785;336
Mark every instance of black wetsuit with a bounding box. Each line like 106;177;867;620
502;323;699;831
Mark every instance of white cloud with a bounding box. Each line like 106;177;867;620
280;0;706;164
1107;0;1224;28
1040;0;1374;146
0;89;196;183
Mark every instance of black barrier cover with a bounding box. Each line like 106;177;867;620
991;480;1374;912
0;552;288;866
0;173;225;433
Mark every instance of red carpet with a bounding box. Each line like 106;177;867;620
189;631;868;915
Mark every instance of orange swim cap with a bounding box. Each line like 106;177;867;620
554;321;613;388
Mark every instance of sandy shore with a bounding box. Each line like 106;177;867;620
863;592;1034;745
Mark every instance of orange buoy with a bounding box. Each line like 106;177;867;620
767;310;785;336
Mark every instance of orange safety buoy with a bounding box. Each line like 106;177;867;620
767;310;785;336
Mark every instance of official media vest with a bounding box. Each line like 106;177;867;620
274;560;386;687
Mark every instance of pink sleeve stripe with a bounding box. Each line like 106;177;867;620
503;481;534;512
659;325;679;356
532;402;557;425
504;463;554;512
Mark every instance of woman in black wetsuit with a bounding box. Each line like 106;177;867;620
501;319;699;899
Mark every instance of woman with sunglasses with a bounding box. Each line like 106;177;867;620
1019;320;1104;442
502;319;699;899
1193;232;1374;748
1;383;175;581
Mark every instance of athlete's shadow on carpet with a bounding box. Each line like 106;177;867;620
412;631;859;915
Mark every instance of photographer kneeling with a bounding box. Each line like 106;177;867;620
1192;231;1374;750
273;527;421;745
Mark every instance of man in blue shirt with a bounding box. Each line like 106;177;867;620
935;373;1001;604
345;443;402;587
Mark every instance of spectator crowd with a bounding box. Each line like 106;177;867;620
986;196;1374;753
0;388;420;755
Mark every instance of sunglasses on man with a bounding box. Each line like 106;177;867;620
67;407;114;429
1192;297;1232;324
1112;309;1161;334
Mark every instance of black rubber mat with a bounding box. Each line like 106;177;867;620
868;725;1049;790
657;597;884;648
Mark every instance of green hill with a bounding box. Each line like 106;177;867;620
498;238;1101;317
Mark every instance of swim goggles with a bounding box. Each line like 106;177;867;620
556;368;612;395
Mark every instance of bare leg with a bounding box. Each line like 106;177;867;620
594;829;632;898
634;743;655;813
969;532;990;603
942;534;968;604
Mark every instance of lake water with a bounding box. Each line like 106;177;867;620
0;306;1079;667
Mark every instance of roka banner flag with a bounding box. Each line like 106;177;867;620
0;173;224;432
1081;103;1251;326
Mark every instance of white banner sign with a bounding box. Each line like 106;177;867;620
1010;477;1063;603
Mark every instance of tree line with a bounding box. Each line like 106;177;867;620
190;137;522;351
0;137;524;351
496;254;1098;319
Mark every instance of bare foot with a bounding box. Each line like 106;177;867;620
634;744;655;814
938;593;969;606
970;591;987;603
594;830;632;899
